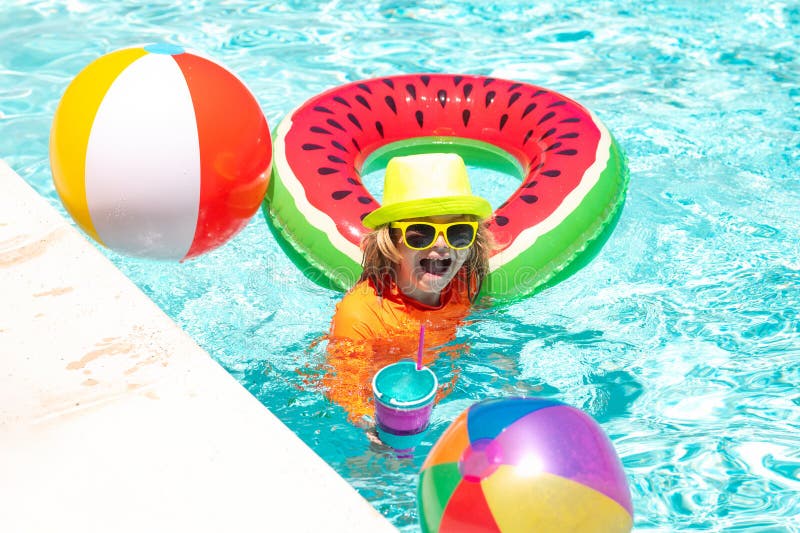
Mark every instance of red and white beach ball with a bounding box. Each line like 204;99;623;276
50;44;272;260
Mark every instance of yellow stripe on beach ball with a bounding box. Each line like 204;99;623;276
482;467;634;533
49;47;147;244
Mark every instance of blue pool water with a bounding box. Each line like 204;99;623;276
2;1;800;531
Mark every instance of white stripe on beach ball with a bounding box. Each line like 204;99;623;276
85;53;201;260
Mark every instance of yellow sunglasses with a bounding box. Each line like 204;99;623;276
389;221;479;250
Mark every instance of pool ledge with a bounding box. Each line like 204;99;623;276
0;159;397;533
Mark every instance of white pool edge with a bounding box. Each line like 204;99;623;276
0;159;397;533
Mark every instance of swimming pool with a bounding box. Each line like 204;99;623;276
2;1;799;530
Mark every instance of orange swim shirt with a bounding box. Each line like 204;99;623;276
325;273;474;422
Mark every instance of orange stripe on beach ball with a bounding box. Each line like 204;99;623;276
422;409;470;470
174;53;271;259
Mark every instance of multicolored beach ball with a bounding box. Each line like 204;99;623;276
418;397;633;532
50;44;272;260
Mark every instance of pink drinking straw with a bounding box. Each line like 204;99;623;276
416;323;425;370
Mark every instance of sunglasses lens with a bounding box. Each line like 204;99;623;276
446;223;476;248
404;223;437;249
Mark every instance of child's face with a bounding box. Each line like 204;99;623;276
393;215;472;303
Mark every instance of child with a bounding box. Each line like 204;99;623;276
325;153;494;423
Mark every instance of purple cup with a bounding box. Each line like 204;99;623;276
372;361;438;444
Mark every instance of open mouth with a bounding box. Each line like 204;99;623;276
420;258;452;276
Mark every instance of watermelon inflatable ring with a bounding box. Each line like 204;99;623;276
265;74;628;301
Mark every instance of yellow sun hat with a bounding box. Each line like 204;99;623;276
362;153;493;229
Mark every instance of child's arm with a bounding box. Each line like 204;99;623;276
323;336;375;425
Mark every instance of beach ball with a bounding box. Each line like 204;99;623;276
49;44;272;260
418;397;633;533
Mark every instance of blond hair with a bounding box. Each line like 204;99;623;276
359;218;494;303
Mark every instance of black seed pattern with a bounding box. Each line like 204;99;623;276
521;103;537;119
300;78;586;226
523;130;533;144
538;111;555;125
544;142;562;152
385;96;397;114
359;212;370;221
347;113;363;131
355;95;371;110
326;119;345;131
